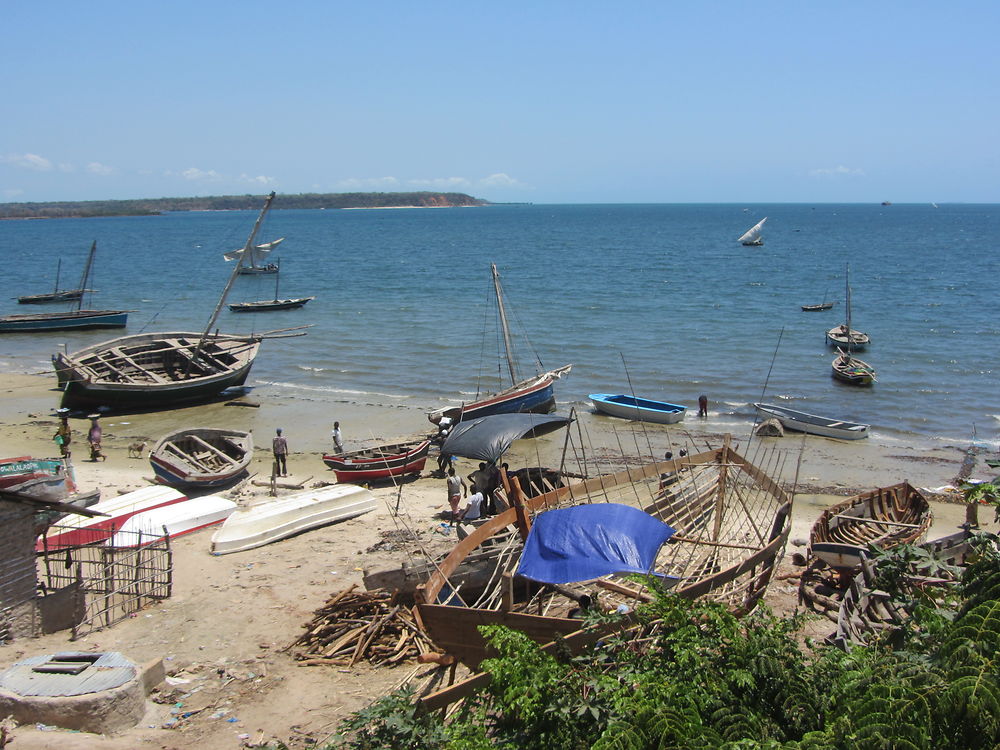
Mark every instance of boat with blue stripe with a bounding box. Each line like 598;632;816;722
589;393;687;424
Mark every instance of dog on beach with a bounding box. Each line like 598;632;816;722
127;440;147;459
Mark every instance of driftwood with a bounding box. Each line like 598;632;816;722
288;585;438;667
251;477;311;490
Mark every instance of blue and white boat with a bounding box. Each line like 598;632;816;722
589;393;686;424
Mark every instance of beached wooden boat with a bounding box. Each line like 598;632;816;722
322;438;430;483
49;194;304;410
149;427;254;488
738;217;767;246
415;437;793;667
802;301;835;312
832;349;876;386
590;393;686;424
210;484;376;555
4;242;129;332
808;482;932;570
428;263;571;425
831;529;981;648
108;494;238;547
36;485;188;551
753;402;869;440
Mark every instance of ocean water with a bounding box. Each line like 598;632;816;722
1;203;997;448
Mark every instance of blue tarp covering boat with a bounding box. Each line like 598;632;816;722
517;503;675;585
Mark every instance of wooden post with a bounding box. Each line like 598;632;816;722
501;572;513;612
270;460;278;496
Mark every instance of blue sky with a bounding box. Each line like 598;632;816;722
3;2;998;204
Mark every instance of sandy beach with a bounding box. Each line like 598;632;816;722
0;371;994;749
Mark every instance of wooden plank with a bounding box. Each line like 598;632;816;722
187;434;239;465
107;347;168;383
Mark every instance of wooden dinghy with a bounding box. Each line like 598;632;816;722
210;484;376;555
322;438;431;484
150;427;254;489
414;436;793;668
830;529;984;647
753;402;869;440
802;301;835;312
37;485;187;551
108;494;237;547
808;482;932;571
589;393;686;424
831;349;876;386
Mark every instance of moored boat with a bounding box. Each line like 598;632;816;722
37;485;188;551
150;427;254;488
808;481;932;570
228;296;314;312
826;265;869;349
590;393;686;424
322;438;431;483
415;437;793;667
108;494;238;547
210;484;377;555
753;402;869;440
832;349;876;386
801;301;835;312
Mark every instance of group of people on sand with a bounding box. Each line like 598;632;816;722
53;409;105;462
444;460;506;527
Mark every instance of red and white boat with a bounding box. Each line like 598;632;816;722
37;485;187;551
322;438;431;484
108;494;237;547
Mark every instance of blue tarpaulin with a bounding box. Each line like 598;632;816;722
516;503;676;585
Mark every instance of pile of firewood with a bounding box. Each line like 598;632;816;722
289;584;437;667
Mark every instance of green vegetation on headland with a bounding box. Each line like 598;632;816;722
0;192;489;219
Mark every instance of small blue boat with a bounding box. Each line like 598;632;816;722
589;393;686;424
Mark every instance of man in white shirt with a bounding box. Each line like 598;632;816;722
331;421;343;453
459;491;485;522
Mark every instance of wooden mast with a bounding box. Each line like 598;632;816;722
491;263;517;386
74;240;97;312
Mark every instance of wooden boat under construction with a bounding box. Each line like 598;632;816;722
414;437;793;668
808;481;932;571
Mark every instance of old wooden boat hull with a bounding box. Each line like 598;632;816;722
415;439;792;667
826;326;870;350
210;484;376;555
429;367;571;425
17;290;89;305
150;427;254;488
108;494;237;547
590;393;686;424
831;351;876;386
52;331;261;409
0;309;128;332
228;296;314;312
809;482;932;570
37;485;188;551
753;403;869;440
322;439;430;483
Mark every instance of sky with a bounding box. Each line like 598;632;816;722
3;2;999;204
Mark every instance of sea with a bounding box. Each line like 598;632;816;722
1;203;997;451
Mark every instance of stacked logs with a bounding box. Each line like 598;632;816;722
290;584;437;667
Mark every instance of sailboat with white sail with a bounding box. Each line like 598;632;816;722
428;263;572;425
224;227;284;274
738;217;767;246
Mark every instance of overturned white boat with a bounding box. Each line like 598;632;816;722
210;484;376;555
108;494;237;547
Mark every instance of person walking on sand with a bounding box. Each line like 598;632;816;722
54;410;72;458
446;466;467;526
331;421;343;453
272;428;289;476
87;414;105;462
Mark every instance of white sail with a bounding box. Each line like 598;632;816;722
224;237;285;265
737;217;767;245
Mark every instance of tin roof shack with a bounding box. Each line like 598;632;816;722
0;490;103;641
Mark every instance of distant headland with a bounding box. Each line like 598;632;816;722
0;191;490;219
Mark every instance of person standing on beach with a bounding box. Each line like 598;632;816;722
332;421;343;453
87;414;105;462
446;466;467;526
272;428;289;476
698;395;709;418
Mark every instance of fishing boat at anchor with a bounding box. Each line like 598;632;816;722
51;193;306;410
2;242;129;332
322;438;431;484
414;436;793;668
228;260;314;312
428;263;571;425
17;256;94;304
826;266;870;349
